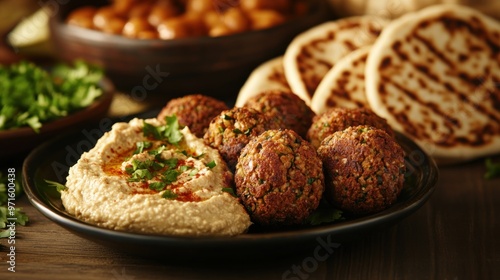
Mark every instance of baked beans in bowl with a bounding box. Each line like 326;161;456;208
49;0;329;102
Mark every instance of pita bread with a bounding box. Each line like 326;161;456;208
365;4;500;163
311;45;372;114
283;16;389;103
236;56;295;107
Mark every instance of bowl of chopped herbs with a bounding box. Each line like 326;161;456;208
0;60;114;157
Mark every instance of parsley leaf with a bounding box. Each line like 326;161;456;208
164;115;183;144
485;158;500;179
306;207;344;226
134;141;152;154
0;172;23;204
163;169;180;184
143;115;183;144
129;169;153;181
179;165;190;172
206;160;216;169
162;190;178;199
143;121;164;140
221;187;236;197
45;179;68;192
149;145;166;157
189;168;199;176
0;60;103;132
163;158;179;169
0;172;28;239
0;206;29;240
149;181;166;191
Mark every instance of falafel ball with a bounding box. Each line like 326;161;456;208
235;129;325;226
317;125;406;215
157;94;228;138
244;90;315;138
307;107;395;149
203;107;280;171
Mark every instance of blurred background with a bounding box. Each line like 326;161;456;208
1;0;499;116
1;0;329;116
0;0;500;113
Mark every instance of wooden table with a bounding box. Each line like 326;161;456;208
1;147;499;279
1;3;499;279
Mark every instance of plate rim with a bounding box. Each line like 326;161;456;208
22;124;438;253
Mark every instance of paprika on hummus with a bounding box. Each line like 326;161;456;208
61;117;251;236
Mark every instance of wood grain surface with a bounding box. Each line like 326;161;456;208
1;155;499;280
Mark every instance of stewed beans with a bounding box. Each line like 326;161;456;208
66;0;309;39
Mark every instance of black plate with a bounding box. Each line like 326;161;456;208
22;120;438;260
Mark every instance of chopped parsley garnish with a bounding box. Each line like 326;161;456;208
179;165;190;172
206;160;216;169
163;169;181;184
149;181;167;191
124;152;183;196
149;145;166;157
126;115;216;199
129;168;153;182
485;158;500;179
163;158;178;169
189;168;199;176
162;190;178;199
45;179;68;192
221;187;236;197
192;153;205;159
306;207;344;226
134;141;152;154
143;115;183;144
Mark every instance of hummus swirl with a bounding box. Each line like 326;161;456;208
61;118;251;236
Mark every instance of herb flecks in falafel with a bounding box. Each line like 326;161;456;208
244;90;315;138
235;129;325;226
203;107;280;171
317;125;405;215
307;107;395;149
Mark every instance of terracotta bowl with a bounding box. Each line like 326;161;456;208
48;0;330;103
0;78;114;159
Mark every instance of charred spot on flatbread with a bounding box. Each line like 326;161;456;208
366;4;500;162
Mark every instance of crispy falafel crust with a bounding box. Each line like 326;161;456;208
203;107;280;171
235;129;325;225
244;90;316;138
157;94;228;138
318;125;405;215
307;107;395;149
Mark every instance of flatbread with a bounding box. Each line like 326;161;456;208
236;56;294;107
283;16;389;103
311;45;372;114
365;4;500;163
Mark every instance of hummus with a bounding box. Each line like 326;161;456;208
61;117;251;236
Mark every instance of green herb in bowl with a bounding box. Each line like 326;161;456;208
0;60;104;133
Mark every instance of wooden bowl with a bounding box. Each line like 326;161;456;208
48;0;330;103
0;78;114;159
